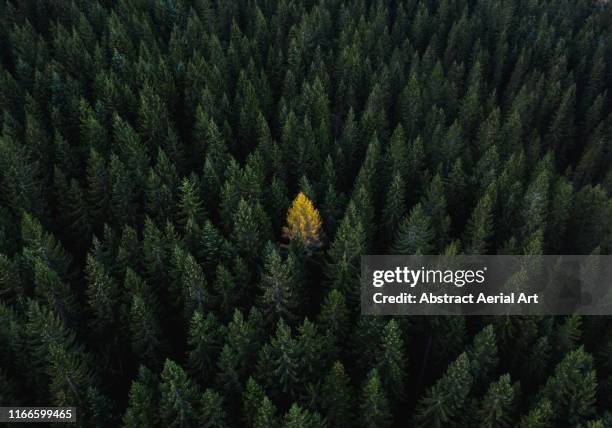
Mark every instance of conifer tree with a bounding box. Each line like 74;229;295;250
421;174;451;250
129;293;163;368
85;254;119;334
159;359;199;428
477;374;519;428
187;310;224;383
382;171;407;241
282;192;323;252
123;366;159;428
326;202;365;300
319;360;353;426
200;389;227;428
259;243;297;322
376;319;406;398
360;369;392;428
413;353;473;427
536;347;597;425
253;396;278;428
467;325;499;393
282;403;325;428
464;184;496;254
391;203;435;254
318;289;350;362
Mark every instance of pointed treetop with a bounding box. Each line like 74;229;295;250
282;192;323;251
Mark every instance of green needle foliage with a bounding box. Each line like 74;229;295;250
0;0;610;426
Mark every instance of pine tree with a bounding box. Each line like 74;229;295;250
517;399;554;428
123;366;159;428
477;374;519;428
318;289;349;362
159;359;199;428
536;347;597;425
32;258;77;325
282;403;325;428
242;377;266;428
258;243;297;322
326;202;365;300
217;308;264;398
129;293;163;368
376;319;406;398
257;319;299;399
47;343;94;406
231;198;266;258
382;171;407;241
85;254;119;334
282;192;323;252
360;369;392;428
200;389;227;428
464;184;496;254
321;361;353;427
253;396;278;428
467;325;499;393
170;245;209;320
421;174;451;250
187;310;224;383
391;203;435;254
414;353;473;428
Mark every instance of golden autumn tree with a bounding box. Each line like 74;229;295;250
282;192;324;252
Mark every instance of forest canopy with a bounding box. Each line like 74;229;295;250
0;0;611;426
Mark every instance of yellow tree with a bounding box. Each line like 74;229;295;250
283;192;323;251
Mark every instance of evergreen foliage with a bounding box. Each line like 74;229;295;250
0;0;610;425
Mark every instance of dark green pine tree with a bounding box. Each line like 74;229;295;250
467;325;499;393
200;389;227;428
86;149;111;226
242;377;266;428
46;343;95;407
282;403;325;428
391;203;435;254
170;245;210;321
231;198;268;260
376;319;406;398
122;366;159;428
326;202;365;301
129;292;163;368
159;359;200;428
360;369;392;428
199;219;231;270
317;289;350;362
211;264;238;321
178;175;204;229
217;308;264;399
32;258;78;326
258;242;297;322
85;254;119;335
382;171;407;242
536;347;597;425
476;374;519;428
321;361;353;427
463;184;496;254
413;353;473;428
253;396;278;428
295;318;324;390
25;300;92;405
187;310;224;383
421;174;451;251
256;318;300;400
517;399;554;428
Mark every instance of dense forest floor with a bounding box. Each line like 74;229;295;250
0;0;611;426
